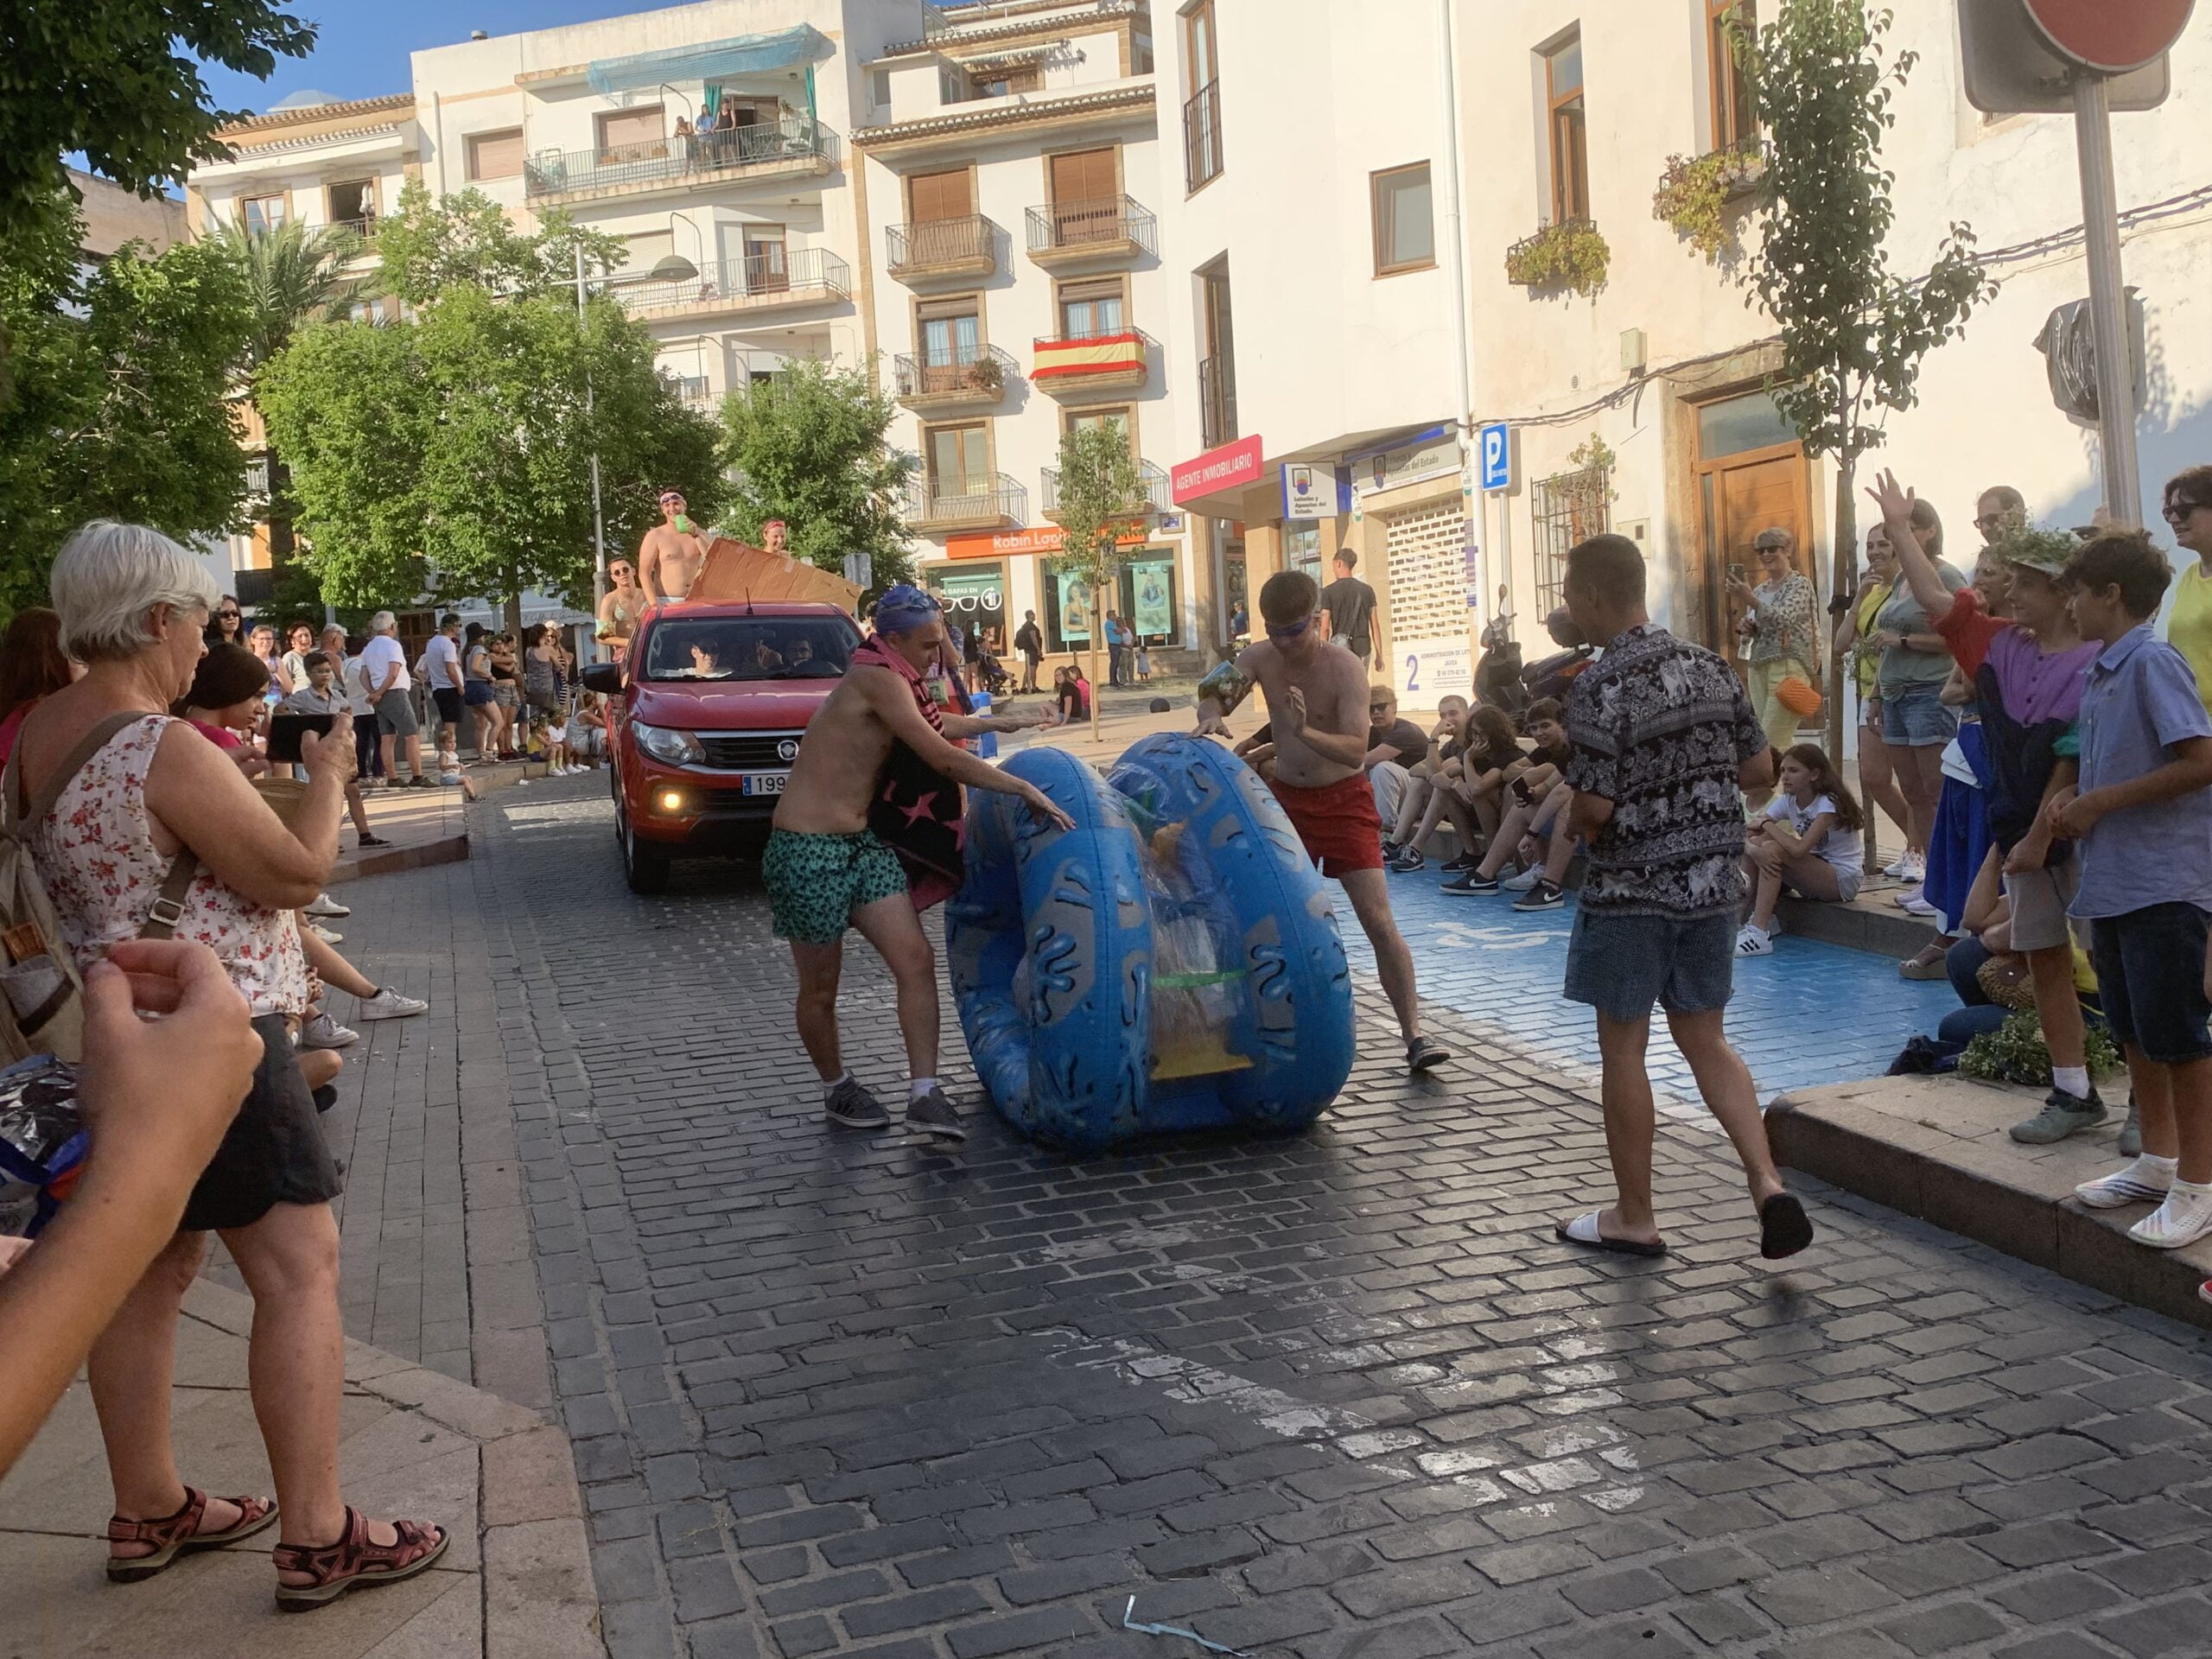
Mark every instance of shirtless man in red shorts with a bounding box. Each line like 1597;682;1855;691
1199;569;1447;1074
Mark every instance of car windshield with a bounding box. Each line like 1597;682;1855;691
640;617;855;682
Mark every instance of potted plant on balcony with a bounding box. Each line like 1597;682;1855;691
1503;220;1611;299
1651;143;1764;264
963;353;1004;393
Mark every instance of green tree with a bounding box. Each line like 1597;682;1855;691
0;224;253;616
374;179;623;306
719;357;916;594
1738;0;1994;760
1046;424;1150;736
0;0;314;232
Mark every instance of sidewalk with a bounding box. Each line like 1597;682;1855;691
4;1281;599;1659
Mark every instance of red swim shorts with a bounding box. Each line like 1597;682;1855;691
1268;772;1385;879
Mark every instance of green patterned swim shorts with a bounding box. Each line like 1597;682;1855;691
762;827;908;944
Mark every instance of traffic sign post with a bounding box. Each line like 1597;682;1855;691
2071;72;2142;527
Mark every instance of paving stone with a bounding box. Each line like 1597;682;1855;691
1878;1599;2009;1655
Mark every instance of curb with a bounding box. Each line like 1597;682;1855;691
1767;1080;2212;1332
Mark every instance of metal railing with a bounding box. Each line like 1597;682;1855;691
659;374;713;407
1533;464;1611;616
608;248;850;316
1024;194;1157;257
893;343;1017;400
327;215;377;240
1198;351;1236;448
885;215;999;276
904;473;1025;527
1039;460;1170;516
524;115;840;198
1183;80;1223;192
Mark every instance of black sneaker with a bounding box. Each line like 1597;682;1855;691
312;1084;337;1115
1380;841;1403;861
356;832;391;848
1387;846;1426;873
824;1077;890;1129
1441;855;1479;874
1512;879;1567;911
906;1084;967;1141
1408;1035;1451;1073
1442;872;1498;896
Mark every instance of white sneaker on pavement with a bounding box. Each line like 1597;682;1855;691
308;921;343;944
1502;868;1542;893
356;986;429;1020
1735;923;1775;957
1899;894;1941;918
299;1012;359;1050
305;892;351;918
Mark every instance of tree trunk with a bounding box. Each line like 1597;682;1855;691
503;563;524;639
1830;448;1869;872
1086;632;1103;742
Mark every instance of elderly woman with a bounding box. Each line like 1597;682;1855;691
1726;527;1821;794
15;522;446;1611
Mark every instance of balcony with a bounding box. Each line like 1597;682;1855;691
1033;327;1154;399
1198;352;1237;448
523;116;841;206
885;215;1001;283
327;215;378;241
659;374;715;410
904;474;1025;532
1023;195;1155;267
1039;460;1171;521
1183;81;1223;193
893;345;1019;413
608;249;850;324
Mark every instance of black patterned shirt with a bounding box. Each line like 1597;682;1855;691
1564;624;1769;918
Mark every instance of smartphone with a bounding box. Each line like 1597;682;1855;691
1727;563;1748;585
267;712;340;764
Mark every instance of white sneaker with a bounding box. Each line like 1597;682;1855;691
1900;894;1941;918
1881;853;1915;879
2128;1182;2212;1249
356;986;429;1020
1897;851;1926;882
308;921;343;944
1891;884;1924;909
304;892;351;918
1734;923;1775;957
1502;868;1541;892
2075;1158;2175;1210
299;1011;359;1050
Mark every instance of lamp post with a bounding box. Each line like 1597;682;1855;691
574;245;610;625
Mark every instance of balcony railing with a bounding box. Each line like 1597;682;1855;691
1183;80;1223;192
524;115;841;200
1039;460;1171;518
327;215;378;240
1033;326;1154;397
659;374;714;408
608;249;850;318
1198;351;1237;448
1023;194;1157;261
904;473;1026;530
893;344;1018;404
885;215;1000;280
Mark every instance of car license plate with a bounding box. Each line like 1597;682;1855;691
740;772;789;797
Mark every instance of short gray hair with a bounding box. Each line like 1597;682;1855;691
49;520;221;663
369;610;397;634
320;622;347;643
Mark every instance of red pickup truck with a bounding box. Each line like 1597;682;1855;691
582;599;860;893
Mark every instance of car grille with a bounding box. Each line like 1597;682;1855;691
696;731;804;771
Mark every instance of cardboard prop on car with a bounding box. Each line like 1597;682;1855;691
687;538;862;611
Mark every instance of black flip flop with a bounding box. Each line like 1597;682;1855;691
1407;1036;1451;1074
1759;1192;1815;1260
1555;1212;1668;1257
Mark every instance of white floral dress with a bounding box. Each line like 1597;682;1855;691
29;715;308;1016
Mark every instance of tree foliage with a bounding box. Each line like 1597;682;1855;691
374;180;624;308
0;0;315;233
718;357;915;594
1047;425;1151;733
0;208;253;615
207;216;365;372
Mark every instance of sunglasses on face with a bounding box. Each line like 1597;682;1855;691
218;609;240;620
1265;618;1312;640
2164;501;2208;524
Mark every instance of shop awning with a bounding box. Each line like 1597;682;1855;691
587;25;830;95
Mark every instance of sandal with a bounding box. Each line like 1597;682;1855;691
106;1487;278;1583
271;1506;449;1612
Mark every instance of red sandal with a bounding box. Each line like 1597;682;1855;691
106;1487;278;1583
270;1506;449;1612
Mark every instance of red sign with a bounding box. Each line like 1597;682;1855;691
1172;434;1265;506
2023;0;2194;73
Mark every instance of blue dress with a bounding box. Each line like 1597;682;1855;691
1922;721;1993;933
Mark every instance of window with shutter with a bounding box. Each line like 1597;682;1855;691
1049;148;1119;243
1056;277;1125;340
466;128;524;181
595;105;665;158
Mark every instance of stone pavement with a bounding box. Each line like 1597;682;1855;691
3;1279;597;1659
285;772;2212;1659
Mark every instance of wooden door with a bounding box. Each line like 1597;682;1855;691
1702;448;1813;666
1049;148;1117;243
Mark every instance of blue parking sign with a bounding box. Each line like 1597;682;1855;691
1478;423;1512;493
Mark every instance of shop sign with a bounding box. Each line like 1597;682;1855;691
1353;426;1463;502
1281;461;1349;521
1394;635;1475;702
944;524;1147;560
1172;434;1265;506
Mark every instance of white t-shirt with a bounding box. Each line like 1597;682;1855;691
422;632;462;690
341;654;376;715
359;633;410;695
1765;793;1863;882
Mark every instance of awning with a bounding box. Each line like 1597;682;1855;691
587;24;830;95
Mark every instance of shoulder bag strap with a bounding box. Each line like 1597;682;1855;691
135;849;202;942
5;710;149;838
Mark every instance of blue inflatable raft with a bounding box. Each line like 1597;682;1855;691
946;734;1356;1152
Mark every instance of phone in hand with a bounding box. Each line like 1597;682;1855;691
1727;563;1748;585
267;712;340;764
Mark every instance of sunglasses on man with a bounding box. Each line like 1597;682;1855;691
1264;617;1312;641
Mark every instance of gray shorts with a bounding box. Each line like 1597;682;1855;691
2003;857;2082;954
1564;908;1736;1020
1879;686;1958;748
375;692;419;736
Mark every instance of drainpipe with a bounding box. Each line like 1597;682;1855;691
1435;0;1482;604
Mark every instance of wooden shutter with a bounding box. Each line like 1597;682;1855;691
907;168;974;223
466;129;523;181
1050;147;1116;207
597;106;664;154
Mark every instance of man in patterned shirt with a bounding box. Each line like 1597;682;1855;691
1552;534;1815;1262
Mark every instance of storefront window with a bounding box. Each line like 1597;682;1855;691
1285;521;1323;582
926;566;1007;658
1122;556;1177;643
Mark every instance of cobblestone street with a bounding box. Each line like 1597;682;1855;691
312;776;2212;1659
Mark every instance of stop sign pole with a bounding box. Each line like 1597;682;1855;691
2023;0;2196;527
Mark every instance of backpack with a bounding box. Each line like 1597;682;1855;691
0;711;200;1068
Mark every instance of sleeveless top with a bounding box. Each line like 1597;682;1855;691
464;643;493;684
27;714;308;1015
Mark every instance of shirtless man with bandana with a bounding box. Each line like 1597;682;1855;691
638;489;709;604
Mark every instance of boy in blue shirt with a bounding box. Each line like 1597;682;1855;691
2053;532;2212;1248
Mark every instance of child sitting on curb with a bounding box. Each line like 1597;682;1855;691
2053;532;2212;1249
1737;744;1867;957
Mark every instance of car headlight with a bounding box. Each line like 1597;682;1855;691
632;722;704;766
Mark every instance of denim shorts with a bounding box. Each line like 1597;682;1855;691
1880;686;1958;748
2088;903;2212;1065
1563;908;1736;1020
